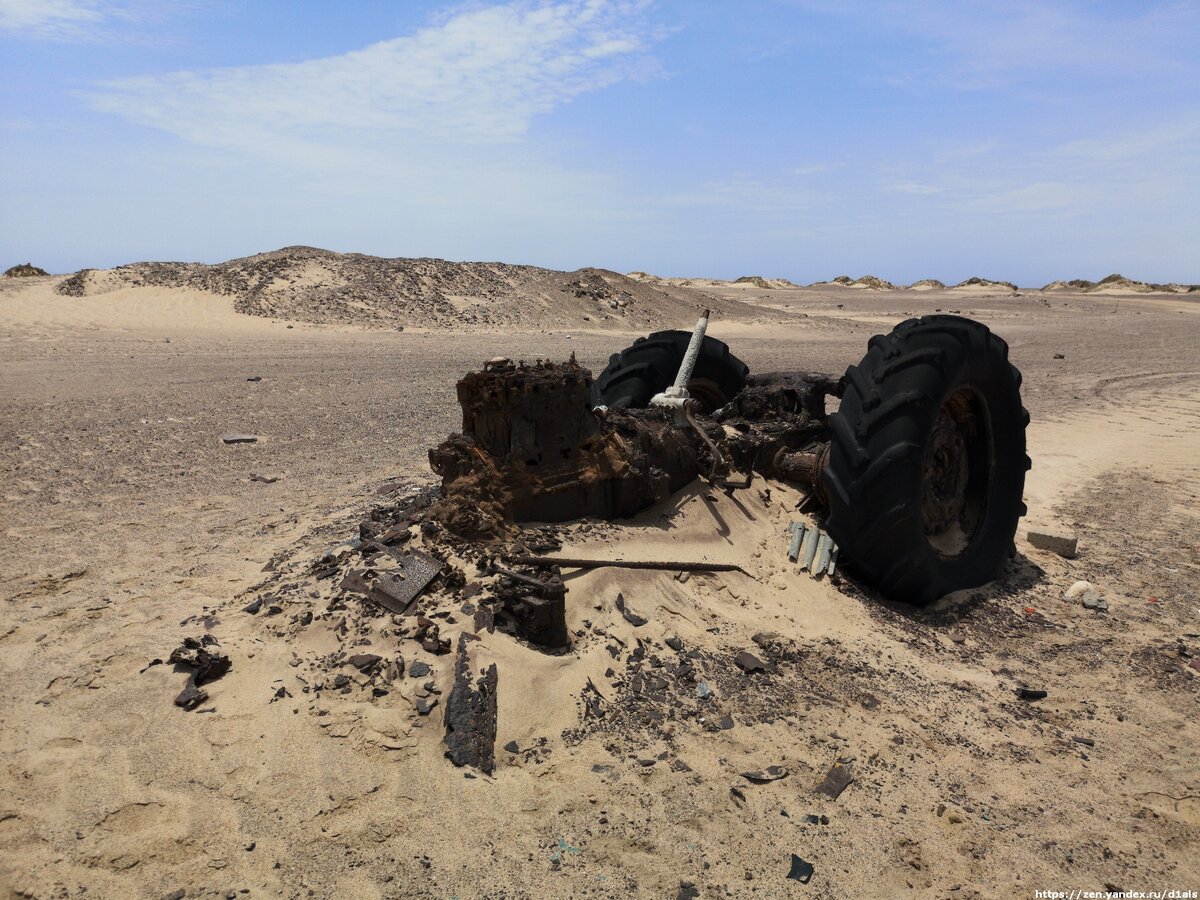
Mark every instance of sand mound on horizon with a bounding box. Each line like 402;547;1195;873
4;262;49;277
54;247;774;331
952;277;1018;292
1043;274;1199;294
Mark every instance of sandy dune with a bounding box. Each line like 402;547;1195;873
1;273;1197;898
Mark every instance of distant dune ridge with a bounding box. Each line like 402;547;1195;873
633;271;1198;293
1042;273;1200;294
52;246;771;330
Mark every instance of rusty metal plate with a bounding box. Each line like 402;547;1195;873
370;550;442;615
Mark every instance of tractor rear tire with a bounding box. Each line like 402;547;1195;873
822;315;1030;605
591;330;750;412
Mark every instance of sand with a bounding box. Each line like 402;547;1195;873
1;273;1198;898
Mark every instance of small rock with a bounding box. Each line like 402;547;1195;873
786;854;814;884
665;636;684;652
221;433;258;445
1071;735;1095;747
249;473;279;484
503;740;519;753
415;696;438;716
1053;353;1065;360
347;653;382;672
734;650;767;673
1027;530;1077;558
1017;687;1047;701
696;682;713;700
741;766;788;783
615;592;647;627
678;882;700;900
1066;580;1107;611
717;713;735;730
409;661;432;678
246;376;262;382
947;630;966;644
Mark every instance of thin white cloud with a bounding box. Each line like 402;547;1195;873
0;0;102;36
87;0;655;151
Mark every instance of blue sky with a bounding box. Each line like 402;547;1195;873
2;0;1198;285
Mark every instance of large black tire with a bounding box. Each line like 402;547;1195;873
591;330;750;412
822;315;1030;605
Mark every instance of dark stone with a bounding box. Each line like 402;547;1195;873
443;636;499;773
741;766;788;783
174;679;207;710
665;636;684;652
265;605;283;616
717;713;735;730
503;740;519;753
348;653;382;672
637;758;656;767
409;661;432;678
168;635;231;685
787;854;814;884
221;433;258;444
299;611;313;626
416;696;438;716
734;650;767;673
242;598;263;615
1071;735;1095;747
247;376;262;382
333;674;350;688
678;882;700;900
803;814;820;824
1017;687;1048;701
615;592;647;627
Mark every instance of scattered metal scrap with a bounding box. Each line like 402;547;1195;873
509;555;749;576
443;635;499;774
168;634;231;711
339;548;442;616
787;521;838;577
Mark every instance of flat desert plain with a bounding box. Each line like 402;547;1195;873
1;270;1198;899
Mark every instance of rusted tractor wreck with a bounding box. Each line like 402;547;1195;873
429;312;1029;605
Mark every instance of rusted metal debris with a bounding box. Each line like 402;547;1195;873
428;358;705;534
490;566;570;650
509;555;749;575
426;358;842;539
814;762;853;799
338;548;442;615
443;635;499;773
168;634;231;711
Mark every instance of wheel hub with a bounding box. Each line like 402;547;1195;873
922;387;990;556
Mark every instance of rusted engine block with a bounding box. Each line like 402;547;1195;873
427;357;838;535
428;358;703;534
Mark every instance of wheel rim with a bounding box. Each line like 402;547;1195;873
685;377;726;413
921;386;992;557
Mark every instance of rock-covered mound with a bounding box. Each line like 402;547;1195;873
1043;274;1199;293
55;246;770;330
953;277;1018;291
4;263;49;277
908;279;946;290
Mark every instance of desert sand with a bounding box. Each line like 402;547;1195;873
1;260;1198;899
